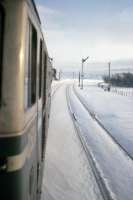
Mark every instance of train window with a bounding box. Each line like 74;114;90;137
39;40;43;98
0;5;4;105
27;21;37;107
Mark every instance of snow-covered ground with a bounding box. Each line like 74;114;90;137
68;83;133;200
42;80;133;200
75;82;133;157
42;82;103;200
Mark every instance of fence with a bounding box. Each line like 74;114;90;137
111;87;133;97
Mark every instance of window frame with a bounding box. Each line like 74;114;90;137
26;19;38;108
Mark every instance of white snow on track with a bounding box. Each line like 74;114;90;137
41;80;133;200
68;82;133;200
42;81;103;200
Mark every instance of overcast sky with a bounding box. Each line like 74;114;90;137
35;0;133;71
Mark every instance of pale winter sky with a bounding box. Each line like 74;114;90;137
35;0;133;72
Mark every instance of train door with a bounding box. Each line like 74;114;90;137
43;53;47;109
42;52;48;157
36;41;48;197
25;19;38;200
36;39;43;197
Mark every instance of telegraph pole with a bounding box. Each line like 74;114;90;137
108;62;111;83
108;62;111;91
78;72;80;87
81;60;84;89
81;56;89;89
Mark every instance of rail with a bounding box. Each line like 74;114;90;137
66;85;114;200
73;85;133;162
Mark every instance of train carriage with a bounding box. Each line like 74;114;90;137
0;0;52;199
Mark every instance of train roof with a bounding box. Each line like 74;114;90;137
30;0;41;24
28;0;50;57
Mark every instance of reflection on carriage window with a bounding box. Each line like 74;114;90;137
28;22;37;107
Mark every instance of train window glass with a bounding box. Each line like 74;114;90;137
27;21;37;107
39;40;43;98
0;6;4;105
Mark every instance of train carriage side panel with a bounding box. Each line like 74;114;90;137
0;0;52;200
0;0;27;133
0;2;31;200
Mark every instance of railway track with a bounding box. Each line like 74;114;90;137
66;85;114;200
73;85;133;162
